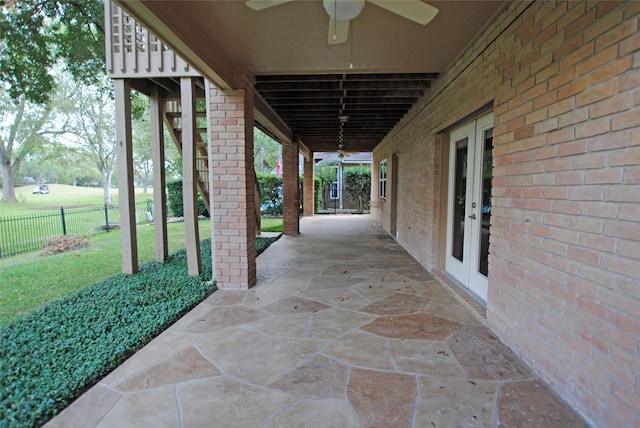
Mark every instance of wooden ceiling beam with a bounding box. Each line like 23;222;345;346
253;72;436;153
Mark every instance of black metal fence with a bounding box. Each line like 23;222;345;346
0;201;153;259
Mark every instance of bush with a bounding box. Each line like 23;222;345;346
256;173;282;215
0;240;215;428
314;176;322;212
166;180;209;217
343;166;371;212
250;173;311;215
299;175;304;214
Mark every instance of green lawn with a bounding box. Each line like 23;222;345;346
0;184;153;217
0;218;282;325
0;185;283;325
261;217;283;232
0;220;212;325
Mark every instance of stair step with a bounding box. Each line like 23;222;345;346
165;111;206;118
172;128;208;134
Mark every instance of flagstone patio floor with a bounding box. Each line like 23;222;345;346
46;215;588;427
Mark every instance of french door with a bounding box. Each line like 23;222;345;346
445;113;493;301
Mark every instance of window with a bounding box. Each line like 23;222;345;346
330;182;339;199
379;160;387;199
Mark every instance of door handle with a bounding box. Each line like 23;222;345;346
468;214;477;220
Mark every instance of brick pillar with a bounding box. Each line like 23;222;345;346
207;78;257;289
282;140;300;235
303;155;315;216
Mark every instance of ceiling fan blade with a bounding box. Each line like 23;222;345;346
367;0;438;25
245;0;296;12
328;17;350;45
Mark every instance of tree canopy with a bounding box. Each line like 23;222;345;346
0;0;105;104
254;128;281;174
0;81;69;201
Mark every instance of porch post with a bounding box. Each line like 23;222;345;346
207;77;257;289
181;77;202;275
114;78;138;274
282;140;300;235
303;154;315;216
150;86;168;262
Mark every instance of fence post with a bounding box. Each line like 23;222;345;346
146;200;153;222
104;203;110;232
60;207;67;235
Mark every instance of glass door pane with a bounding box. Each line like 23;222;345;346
478;129;492;277
452;138;468;262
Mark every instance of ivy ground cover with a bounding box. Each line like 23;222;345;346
1;241;215;428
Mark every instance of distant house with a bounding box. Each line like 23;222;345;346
315;153;371;213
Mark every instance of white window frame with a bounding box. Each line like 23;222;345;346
379;159;387;199
330;181;339;199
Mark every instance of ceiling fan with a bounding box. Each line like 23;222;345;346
245;0;439;45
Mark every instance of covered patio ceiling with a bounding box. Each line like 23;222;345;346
255;73;439;152
117;0;506;153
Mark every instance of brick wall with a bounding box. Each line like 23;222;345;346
207;80;257;289
303;156;315;216
373;1;639;426
282;140;300;234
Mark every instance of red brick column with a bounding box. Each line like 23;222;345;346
282;140;300;235
207;78;257;289
303;155;315;216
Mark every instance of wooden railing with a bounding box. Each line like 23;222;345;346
105;1;200;78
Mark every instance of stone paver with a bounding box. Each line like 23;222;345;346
46;215;588;428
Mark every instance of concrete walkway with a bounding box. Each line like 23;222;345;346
47;215;587;427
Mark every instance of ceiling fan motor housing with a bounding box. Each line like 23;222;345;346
323;0;365;20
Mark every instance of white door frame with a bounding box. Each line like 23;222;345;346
445;113;493;301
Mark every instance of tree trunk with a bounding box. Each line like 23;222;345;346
142;167;149;194
1;160;17;202
102;169;112;206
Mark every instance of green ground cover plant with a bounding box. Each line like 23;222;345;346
0;220;212;325
256;235;279;255
1;217;279;325
0;241;216;428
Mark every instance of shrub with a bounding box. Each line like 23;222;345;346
256;172;282;215
299;175;304;214
166;180;209;217
0;240;215;428
314;176;322;212
343;166;371;212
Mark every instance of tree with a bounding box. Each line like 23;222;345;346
18;144;59;185
343;165;371;212
130;93;158;194
254;128;281;174
133;114;153;194
64;77;117;205
0;84;67;202
0;0;105;105
1;0;105;201
315;162;338;210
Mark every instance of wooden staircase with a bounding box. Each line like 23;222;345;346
163;100;210;211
